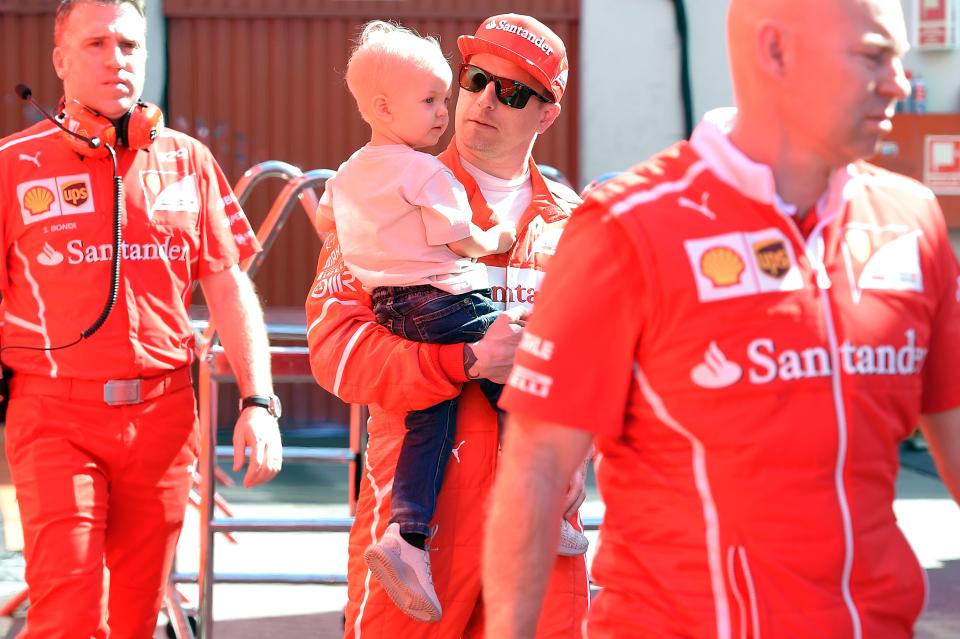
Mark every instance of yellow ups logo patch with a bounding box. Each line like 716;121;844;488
753;240;790;279
61;182;89;207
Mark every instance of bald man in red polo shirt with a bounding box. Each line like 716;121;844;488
487;0;960;637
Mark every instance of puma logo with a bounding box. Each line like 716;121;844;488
19;152;41;168
679;192;716;220
451;440;467;464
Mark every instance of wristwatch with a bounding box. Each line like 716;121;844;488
239;394;282;419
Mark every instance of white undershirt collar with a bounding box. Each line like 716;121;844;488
689;107;856;221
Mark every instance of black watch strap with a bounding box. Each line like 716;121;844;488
239;394;281;418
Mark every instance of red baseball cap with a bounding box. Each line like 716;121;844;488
457;13;569;103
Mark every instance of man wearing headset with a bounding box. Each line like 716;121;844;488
0;1;282;636
306;13;589;638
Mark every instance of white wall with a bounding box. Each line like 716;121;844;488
580;1;682;187
143;0;166;107
579;0;731;187
579;0;960;189
685;0;734;124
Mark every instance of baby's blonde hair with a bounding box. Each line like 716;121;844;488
346;20;451;122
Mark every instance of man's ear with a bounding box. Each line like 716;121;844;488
537;102;562;135
757;22;788;78
372;94;393;123
52;46;66;81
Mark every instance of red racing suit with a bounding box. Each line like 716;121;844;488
501;111;960;639
306;140;589;638
0;119;259;637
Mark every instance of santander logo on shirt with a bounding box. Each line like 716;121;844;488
690;342;743;388
486;265;544;311
34;238;190;266
690;330;927;389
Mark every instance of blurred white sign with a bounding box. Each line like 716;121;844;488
924;135;960;195
917;0;957;49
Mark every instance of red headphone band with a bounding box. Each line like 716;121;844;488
59;99;164;158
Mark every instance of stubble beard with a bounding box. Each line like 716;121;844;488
459;127;499;159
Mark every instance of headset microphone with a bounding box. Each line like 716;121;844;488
14;83;103;152
6;84;124;353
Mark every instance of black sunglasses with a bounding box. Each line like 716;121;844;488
458;64;553;109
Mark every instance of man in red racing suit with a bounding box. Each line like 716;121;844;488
306;12;589;637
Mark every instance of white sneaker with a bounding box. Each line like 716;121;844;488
558;518;589;556
363;522;442;622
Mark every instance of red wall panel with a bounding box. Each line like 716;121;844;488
163;0;581;309
0;2;59;138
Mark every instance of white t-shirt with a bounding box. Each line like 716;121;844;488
318;144;488;294
460;158;533;227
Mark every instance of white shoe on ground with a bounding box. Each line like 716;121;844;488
558;518;589;556
363;522;442;622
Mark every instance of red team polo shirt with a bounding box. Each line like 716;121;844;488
0;120;259;379
502;109;960;639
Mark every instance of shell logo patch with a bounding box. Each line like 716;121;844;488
700;247;744;287
17;174;96;225
685;229;803;302
23;186;55;216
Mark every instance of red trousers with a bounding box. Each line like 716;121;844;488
4;377;198;638
344;384;589;639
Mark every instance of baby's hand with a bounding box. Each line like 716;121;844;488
492;223;517;253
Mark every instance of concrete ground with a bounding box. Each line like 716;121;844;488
0;437;957;638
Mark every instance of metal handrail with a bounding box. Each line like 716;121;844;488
582;516;601;532
241;169;335;278
191;165;351;639
233;160;322;233
213;445;354;464
233;160;302;207
174;572;348;586
197;170;333;359
209;518;354;534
